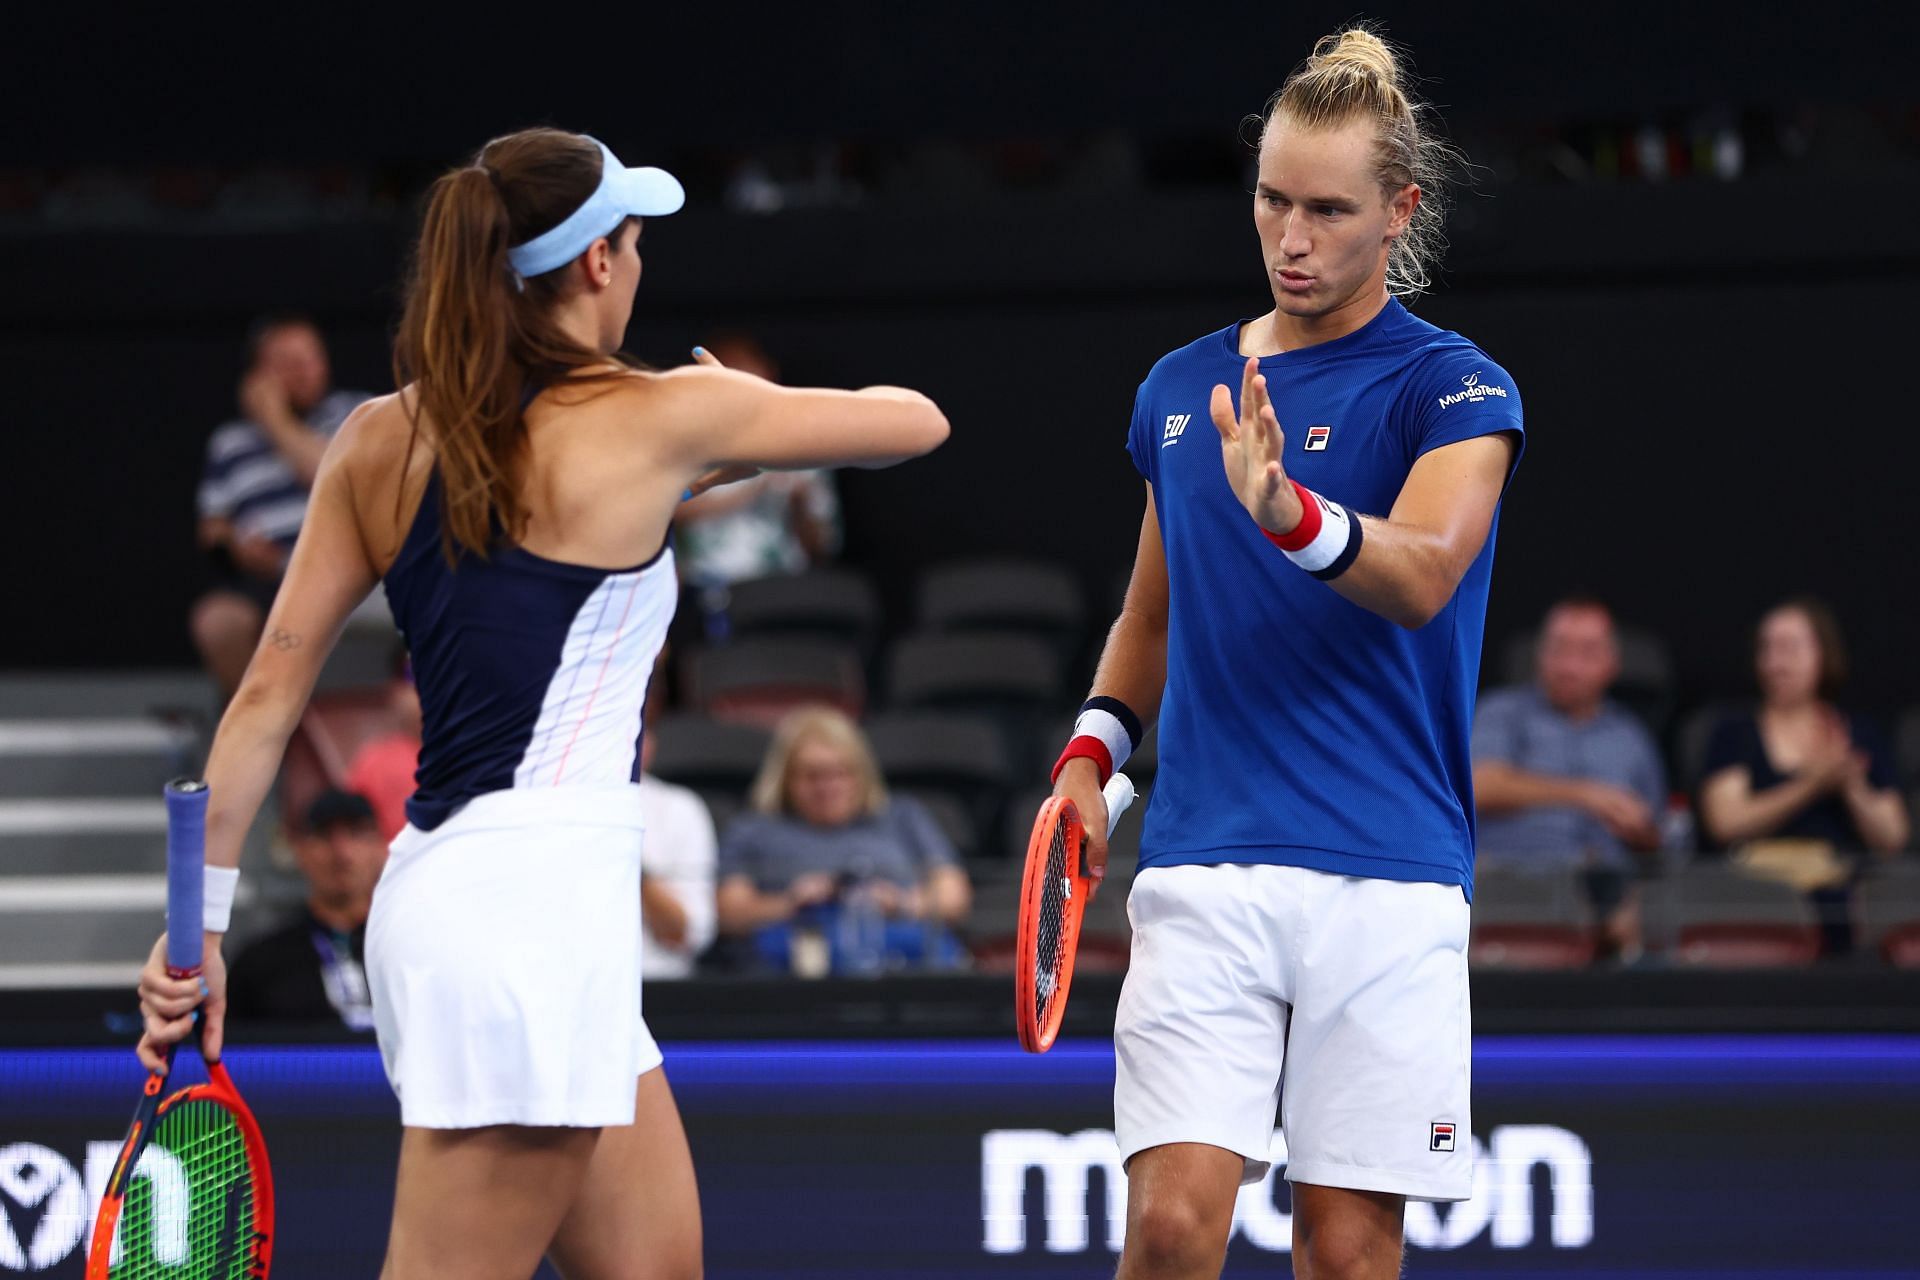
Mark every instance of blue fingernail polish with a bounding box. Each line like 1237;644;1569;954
692;346;706;357
681;489;694;502
190;1011;200;1024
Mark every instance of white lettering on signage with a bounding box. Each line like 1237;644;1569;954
0;1142;187;1273
982;1125;1593;1255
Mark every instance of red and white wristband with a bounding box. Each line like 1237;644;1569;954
1051;696;1144;787
1265;480;1365;580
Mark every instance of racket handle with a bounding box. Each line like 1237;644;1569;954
1101;773;1136;839
164;779;210;976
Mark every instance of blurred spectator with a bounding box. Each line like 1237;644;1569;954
1699;599;1908;855
676;334;840;623
1698;599;1909;956
716;707;970;974
1474;597;1667;958
345;654;423;843
638;726;719;979
1697;597;1908;919
226;790;386;1028
190;314;367;696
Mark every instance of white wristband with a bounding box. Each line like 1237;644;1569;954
204;865;240;934
1071;707;1135;775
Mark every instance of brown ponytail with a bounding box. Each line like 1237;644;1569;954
1261;26;1465;300
393;128;639;562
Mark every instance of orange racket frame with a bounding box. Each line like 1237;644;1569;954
1015;796;1091;1053
87;1054;275;1278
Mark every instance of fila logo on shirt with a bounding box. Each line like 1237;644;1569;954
1303;424;1332;451
1162;414;1192;446
1430;1121;1457;1152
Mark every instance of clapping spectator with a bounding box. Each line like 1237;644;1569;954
1698;598;1909;954
716;707;970;973
190;315;368;696
1699;599;1908;854
1473;598;1667;957
226;790;387;1029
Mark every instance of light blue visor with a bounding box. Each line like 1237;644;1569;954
505;139;684;278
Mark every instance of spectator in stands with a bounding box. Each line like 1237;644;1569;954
226;789;386;1028
676;334;840;632
637;711;719;979
1699;598;1909;857
1474;597;1668;958
1699;598;1909;956
190;314;368;696
717;706;970;973
345;653;423;843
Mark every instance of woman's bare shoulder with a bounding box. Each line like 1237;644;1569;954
332;391;414;460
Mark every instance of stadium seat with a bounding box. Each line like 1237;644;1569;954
1655;863;1821;967
1896;706;1920;788
885;632;1063;773
1858;861;1920;968
1674;702;1743;793
867;711;1014;852
1469;865;1594;969
960;861;1023;971
724;569;882;657
915;559;1087;656
647;714;772;796
684;638;865;727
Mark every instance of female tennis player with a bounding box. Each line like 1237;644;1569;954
134;126;948;1278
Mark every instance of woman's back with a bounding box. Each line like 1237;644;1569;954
342;380;688;832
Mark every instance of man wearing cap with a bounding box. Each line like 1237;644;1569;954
226;789;388;1029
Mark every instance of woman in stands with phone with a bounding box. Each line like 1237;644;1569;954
133;126;948;1279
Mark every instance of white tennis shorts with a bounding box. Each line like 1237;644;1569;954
366;786;663;1129
1115;862;1472;1202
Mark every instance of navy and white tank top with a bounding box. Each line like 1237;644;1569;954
383;469;677;831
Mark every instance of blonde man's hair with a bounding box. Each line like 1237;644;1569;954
748;706;891;818
1259;25;1465;300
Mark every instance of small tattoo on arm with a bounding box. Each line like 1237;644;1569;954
266;628;302;651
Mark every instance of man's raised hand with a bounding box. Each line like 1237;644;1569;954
1211;356;1303;535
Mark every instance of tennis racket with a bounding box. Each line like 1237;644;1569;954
1015;773;1136;1054
87;779;274;1279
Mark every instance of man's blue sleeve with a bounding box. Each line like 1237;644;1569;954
1406;347;1525;469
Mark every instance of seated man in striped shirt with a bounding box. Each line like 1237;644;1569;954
190;314;367;696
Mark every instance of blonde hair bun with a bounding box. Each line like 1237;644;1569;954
1312;28;1402;88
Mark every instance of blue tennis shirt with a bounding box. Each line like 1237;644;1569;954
1127;299;1524;898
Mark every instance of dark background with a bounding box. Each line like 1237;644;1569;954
2;3;1916;712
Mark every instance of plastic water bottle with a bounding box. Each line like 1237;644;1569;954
835;872;889;977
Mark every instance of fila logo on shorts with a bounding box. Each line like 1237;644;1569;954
1430;1121;1456;1152
1303;424;1332;451
1162;414;1191;446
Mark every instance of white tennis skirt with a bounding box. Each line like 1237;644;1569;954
365;786;663;1129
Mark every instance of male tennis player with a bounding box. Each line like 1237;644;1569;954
1052;27;1523;1280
